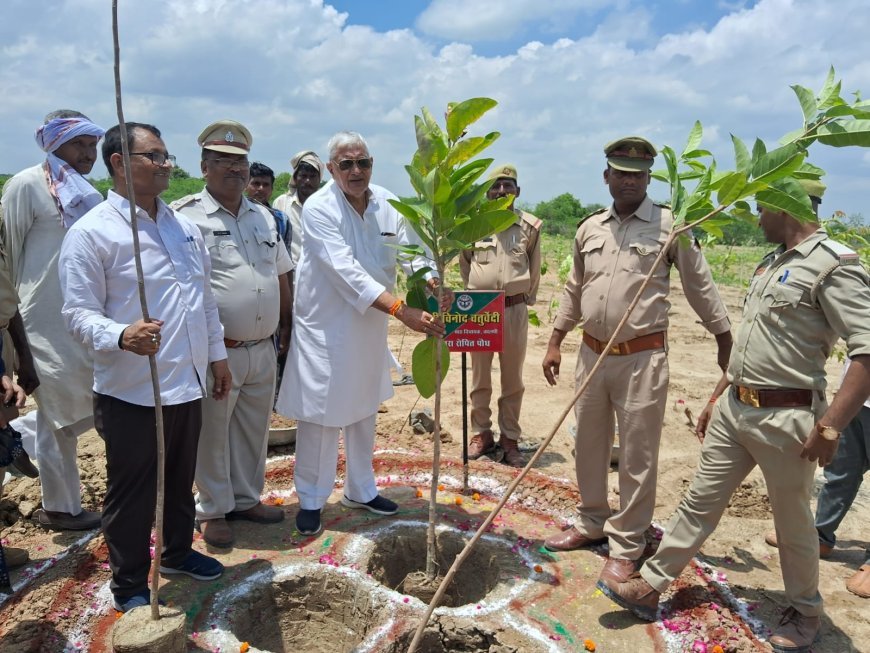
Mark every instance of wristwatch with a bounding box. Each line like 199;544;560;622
815;422;840;441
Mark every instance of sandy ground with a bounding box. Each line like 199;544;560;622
1;271;868;652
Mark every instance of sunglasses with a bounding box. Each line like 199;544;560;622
335;157;372;171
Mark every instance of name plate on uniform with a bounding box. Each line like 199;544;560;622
428;290;504;353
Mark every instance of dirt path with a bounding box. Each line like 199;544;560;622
1;272;867;652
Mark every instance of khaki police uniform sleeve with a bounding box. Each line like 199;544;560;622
817;263;870;358
670;234;731;335
553;230;584;332
526;223;541;306
459;247;472;288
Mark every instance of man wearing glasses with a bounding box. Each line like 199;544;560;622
172;120;293;548
275;131;446;536
0;110;105;532
59;122;229;612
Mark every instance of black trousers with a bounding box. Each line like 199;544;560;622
94;393;201;599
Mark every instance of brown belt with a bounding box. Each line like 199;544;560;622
734;385;815;408
224;337;268;349
582;331;666;356
505;293;526;307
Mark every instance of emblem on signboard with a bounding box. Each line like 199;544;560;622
456;294;473;311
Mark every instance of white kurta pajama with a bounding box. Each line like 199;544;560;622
275;180;431;509
1;165;95;514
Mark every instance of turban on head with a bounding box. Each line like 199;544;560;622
35;117;106;153
288;150;325;190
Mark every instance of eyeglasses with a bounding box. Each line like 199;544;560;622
207;157;250;170
335;157;372;171
131;152;176;166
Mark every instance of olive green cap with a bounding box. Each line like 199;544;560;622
604;136;657;172
488;163;517;183
798;178;826;203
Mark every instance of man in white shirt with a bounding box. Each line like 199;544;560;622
1;110;105;531
59;122;230;613
275;131;445;536
272;149;325;267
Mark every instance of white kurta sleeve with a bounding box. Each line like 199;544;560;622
304;203;386;314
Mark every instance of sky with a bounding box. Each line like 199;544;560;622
1;0;869;216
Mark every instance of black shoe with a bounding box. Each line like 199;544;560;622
341;494;398;515
296;508;322;535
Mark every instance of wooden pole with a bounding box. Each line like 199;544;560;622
111;0;167;621
406;213;722;652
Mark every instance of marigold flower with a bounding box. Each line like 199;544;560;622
240;643;250;653
711;646;724;653
472;492;481;501
438;484;445;491
415;489;423;498
584;638;596;651
533;564;543;573
454;496;463;505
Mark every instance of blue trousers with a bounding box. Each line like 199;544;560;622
815;405;870;563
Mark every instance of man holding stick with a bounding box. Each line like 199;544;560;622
598;180;870;652
59;122;230;612
542;136;732;590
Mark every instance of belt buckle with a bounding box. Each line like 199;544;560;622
738;386;761;408
609;344;622;355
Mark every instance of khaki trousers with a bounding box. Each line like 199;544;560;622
195;340;276;521
641;388;823;616
573;343;669;560
469;303;528;441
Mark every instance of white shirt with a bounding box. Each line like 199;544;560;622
59;191;227;407
272;191;303;266
276;181;431;426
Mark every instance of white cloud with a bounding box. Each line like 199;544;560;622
1;0;869;219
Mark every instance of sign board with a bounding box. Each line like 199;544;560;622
428;290;504;353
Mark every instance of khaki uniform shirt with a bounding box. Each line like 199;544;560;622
459;209;542;305
173;189;292;342
553;195;730;341
729;229;870;391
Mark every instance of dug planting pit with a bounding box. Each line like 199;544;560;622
366;524;521;606
201;562;405;653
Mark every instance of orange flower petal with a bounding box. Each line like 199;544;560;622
584;639;596;652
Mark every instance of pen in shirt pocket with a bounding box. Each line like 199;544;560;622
778;269;790;283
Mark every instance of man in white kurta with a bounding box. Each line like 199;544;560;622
275;131;443;536
0;111;105;530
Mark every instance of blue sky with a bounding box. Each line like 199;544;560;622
1;0;868;216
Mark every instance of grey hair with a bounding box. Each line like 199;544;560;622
44;109;90;123
327;131;369;161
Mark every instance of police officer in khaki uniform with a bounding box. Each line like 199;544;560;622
599;180;870;653
460;164;541;467
172;120;293;548
541;137;733;588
